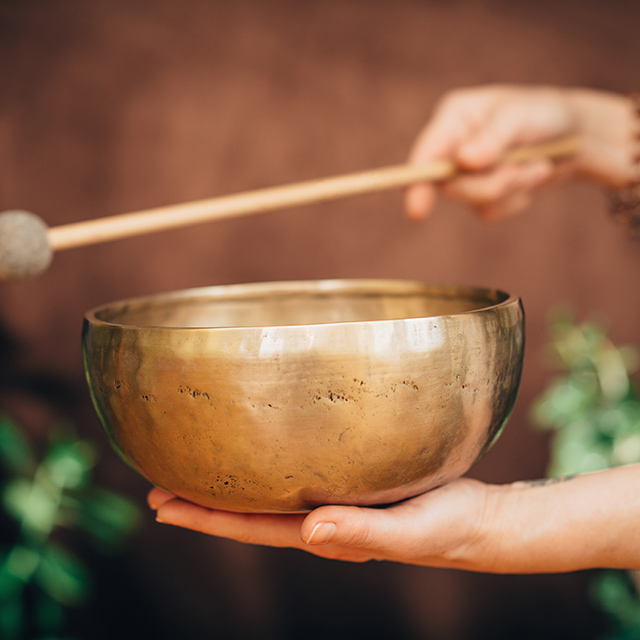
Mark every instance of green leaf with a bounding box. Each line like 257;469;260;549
612;433;640;466
35;545;90;606
598;407;628;438
596;347;631;403
0;593;24;639
45;441;96;490
594;571;640;630
0;547;27;598
532;376;600;430
74;489;140;550
3;478;59;537
4;545;41;582
547;418;612;476
0;417;35;476
0;564;22;598
618;401;640;435
34;591;65;634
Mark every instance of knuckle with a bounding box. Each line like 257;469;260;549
340;511;375;548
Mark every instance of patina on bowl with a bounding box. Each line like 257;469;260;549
82;279;524;513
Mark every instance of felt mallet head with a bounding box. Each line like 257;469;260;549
0;210;53;281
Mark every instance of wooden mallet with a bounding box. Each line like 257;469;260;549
0;135;578;281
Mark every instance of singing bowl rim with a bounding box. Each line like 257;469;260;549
83;278;520;330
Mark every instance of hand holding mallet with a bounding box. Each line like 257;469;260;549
0;135;578;281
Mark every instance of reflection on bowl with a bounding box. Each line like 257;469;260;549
82;279;524;513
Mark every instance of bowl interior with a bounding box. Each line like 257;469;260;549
89;280;511;329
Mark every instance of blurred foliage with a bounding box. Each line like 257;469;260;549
593;572;640;640
531;308;640;639
0;415;140;640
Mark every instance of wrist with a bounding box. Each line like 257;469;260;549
607;92;640;236
464;474;608;573
489;467;640;573
565;88;638;188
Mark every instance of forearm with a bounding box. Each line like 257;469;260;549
477;465;640;573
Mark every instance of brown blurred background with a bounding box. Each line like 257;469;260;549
1;0;639;638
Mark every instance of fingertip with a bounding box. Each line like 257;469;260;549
477;191;533;222
404;184;435;221
303;521;337;546
301;505;344;545
154;499;184;526
301;504;379;549
154;501;188;528
148;487;177;510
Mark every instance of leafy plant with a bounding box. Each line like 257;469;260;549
531;309;640;639
0;416;140;639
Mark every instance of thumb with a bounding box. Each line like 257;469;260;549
301;505;393;549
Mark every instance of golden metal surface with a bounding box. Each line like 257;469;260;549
82;279;524;513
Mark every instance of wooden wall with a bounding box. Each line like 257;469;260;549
1;1;638;637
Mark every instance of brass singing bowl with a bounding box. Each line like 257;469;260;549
82;279;524;513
